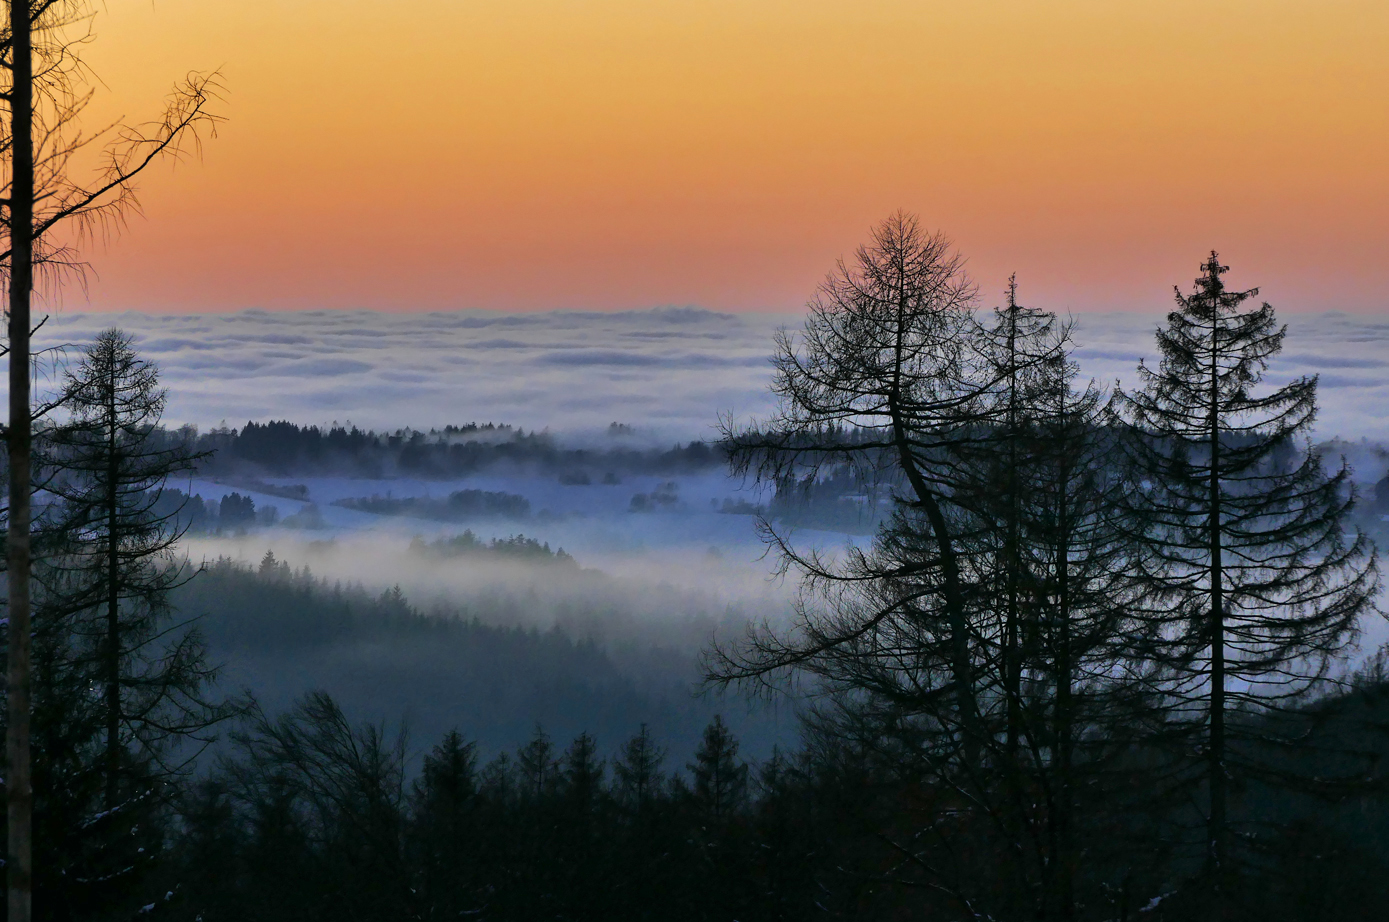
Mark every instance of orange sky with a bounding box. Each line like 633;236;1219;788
58;0;1389;313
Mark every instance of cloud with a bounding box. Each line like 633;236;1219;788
29;308;786;439
23;308;1389;444
1070;312;1389;443
268;358;375;377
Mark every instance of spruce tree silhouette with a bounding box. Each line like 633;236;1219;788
689;715;747;822
1115;252;1380;914
43;330;222;807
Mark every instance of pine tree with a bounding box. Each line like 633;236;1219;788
12;330;231;915
516;724;558;801
409;731;481;920
966;276;1071;755
613;723;666;816
560;731;605;822
555;732;610;915
42;329;223;807
689;716;747;822
1012;348;1153;918
707;218;1161;916
1115;253;1379;907
610;725;671;920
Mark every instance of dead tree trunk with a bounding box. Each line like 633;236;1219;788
6;2;36;919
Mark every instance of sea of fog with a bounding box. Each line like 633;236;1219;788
30;307;1389;445
181;469;804;638
13;306;1389;755
35;306;1389;618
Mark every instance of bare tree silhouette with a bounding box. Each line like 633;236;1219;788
2;5;221;917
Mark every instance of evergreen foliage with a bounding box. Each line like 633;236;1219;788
3;330;232;919
689;714;748;822
612;723;666;814
140;687;1389;922
1115;253;1380;902
40;330;222;794
709;215;1163;917
199;418;721;479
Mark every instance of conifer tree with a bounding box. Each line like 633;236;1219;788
613;723;666;815
409;731;481;920
1010;349;1154;918
610;724;671;920
560;730;606;834
516;724;558;801
3;10;220;913
689;715;747;822
9;331;230;915
42;329;222;807
707;218;1155;917
227;693;410;922
712;211;993;762
1115;253;1379;907
965;276;1071;755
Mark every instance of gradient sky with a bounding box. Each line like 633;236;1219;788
61;0;1389;314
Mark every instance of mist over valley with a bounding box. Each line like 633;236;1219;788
11;263;1389;922
6;2;1389;915
32;306;1389;764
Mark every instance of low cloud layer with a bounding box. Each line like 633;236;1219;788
39;308;788;439
1067;312;1389;446
31;308;1389;443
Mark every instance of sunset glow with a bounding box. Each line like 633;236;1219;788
72;0;1389;313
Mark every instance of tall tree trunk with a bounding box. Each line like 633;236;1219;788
888;401;981;763
1207;335;1227;916
1004;294;1022;759
6;2;36;919
885;292;982;765
1053;466;1075;922
105;365;121;809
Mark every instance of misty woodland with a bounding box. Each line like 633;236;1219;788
4;5;1389;922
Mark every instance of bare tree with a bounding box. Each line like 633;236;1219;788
2;4;221;917
704;215;1163;917
706;213;1002;912
226;693;412;922
709;211;990;757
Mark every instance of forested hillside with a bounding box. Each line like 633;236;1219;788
174;555;785;759
149;675;1389;922
184;420;722;480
